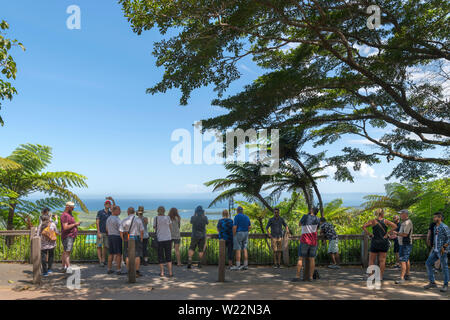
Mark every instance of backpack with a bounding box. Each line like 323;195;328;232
41;224;57;241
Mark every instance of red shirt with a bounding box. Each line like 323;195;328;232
60;211;77;239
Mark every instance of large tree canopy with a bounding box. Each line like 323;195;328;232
120;0;449;180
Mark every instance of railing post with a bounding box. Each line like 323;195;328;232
218;239;226;282
282;234;290;266
31;227;41;285
362;232;369;268
128;238;136;283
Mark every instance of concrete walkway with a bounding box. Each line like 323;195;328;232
0;263;448;300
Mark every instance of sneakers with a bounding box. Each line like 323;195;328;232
42;272;49;277
394;265;401;269
404;275;411;281
424;282;437;289
395;279;406;284
240;265;248;270
187;264;192;269
116;271;124;275
230;265;241;271
47;269;53;274
136;270;142;278
440;285;448;293
107;270;115;274
291;278;301;282
328;264;340;269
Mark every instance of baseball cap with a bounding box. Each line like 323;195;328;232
237;206;243;213
66;201;75;207
104;200;112;205
398;209;410;215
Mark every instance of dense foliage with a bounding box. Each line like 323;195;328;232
0;20;24;126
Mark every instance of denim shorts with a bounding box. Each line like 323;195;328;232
399;244;412;262
298;243;317;258
233;231;249;250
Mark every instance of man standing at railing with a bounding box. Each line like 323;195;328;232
96;197;115;267
319;217;340;269
60;201;81;273
394;209;413;285
187;206;209;269
291;207;320;282
266;208;288;269
230;206;251;271
424;211;449;293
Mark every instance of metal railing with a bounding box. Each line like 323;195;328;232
0;230;431;266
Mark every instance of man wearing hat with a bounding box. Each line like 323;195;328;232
394;209;414;284
60;201;81;273
187;205;209;269
136;206;150;266
96;197;115;267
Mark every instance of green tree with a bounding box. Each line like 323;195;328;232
120;0;450;180
0;20;25;126
363;182;422;212
0;144;88;231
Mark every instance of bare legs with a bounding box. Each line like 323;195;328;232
174;243;181;266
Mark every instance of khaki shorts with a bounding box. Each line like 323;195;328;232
96;233;109;248
271;237;283;252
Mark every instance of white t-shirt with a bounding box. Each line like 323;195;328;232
153;215;172;242
119;215;144;237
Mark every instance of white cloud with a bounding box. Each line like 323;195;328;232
319;161;377;179
348;139;375;145
353;43;379;57
239;64;256;74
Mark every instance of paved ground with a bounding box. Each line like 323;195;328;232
0;263;448;300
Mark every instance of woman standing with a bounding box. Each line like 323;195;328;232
137;206;149;266
38;215;58;276
169;208;182;266
154;206;173;277
363;208;397;281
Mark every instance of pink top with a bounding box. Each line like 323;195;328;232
60;211;77;239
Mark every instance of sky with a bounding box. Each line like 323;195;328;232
0;0;408;197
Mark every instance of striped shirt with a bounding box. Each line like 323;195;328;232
300;214;320;246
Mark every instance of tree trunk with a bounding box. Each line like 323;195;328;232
6;201;17;247
7;201;16;230
301;186;312;213
294;158;324;218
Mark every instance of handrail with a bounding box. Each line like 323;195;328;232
0;230;428;239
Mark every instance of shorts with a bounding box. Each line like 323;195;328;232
271;238;283;252
233;231;249;250
96;233;109;248
108;235;122;255
157;240;172;264
370;239;390;253
298;243;317;258
123;236;143;258
172;239;181;245
399;244;412;262
328;239;339;254
189;238;206;251
62;237;75;252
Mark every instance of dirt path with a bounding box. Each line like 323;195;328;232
0;263;448;300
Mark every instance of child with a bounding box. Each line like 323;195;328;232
39;215;58;276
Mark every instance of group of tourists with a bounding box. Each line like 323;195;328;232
36;199;449;293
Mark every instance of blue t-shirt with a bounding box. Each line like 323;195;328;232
234;213;251;232
96;209;111;233
217;218;233;241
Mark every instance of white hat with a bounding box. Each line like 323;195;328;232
66;201;75;207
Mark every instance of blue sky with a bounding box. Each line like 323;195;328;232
0;0;404;197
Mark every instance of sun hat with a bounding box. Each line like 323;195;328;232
137;206;144;213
